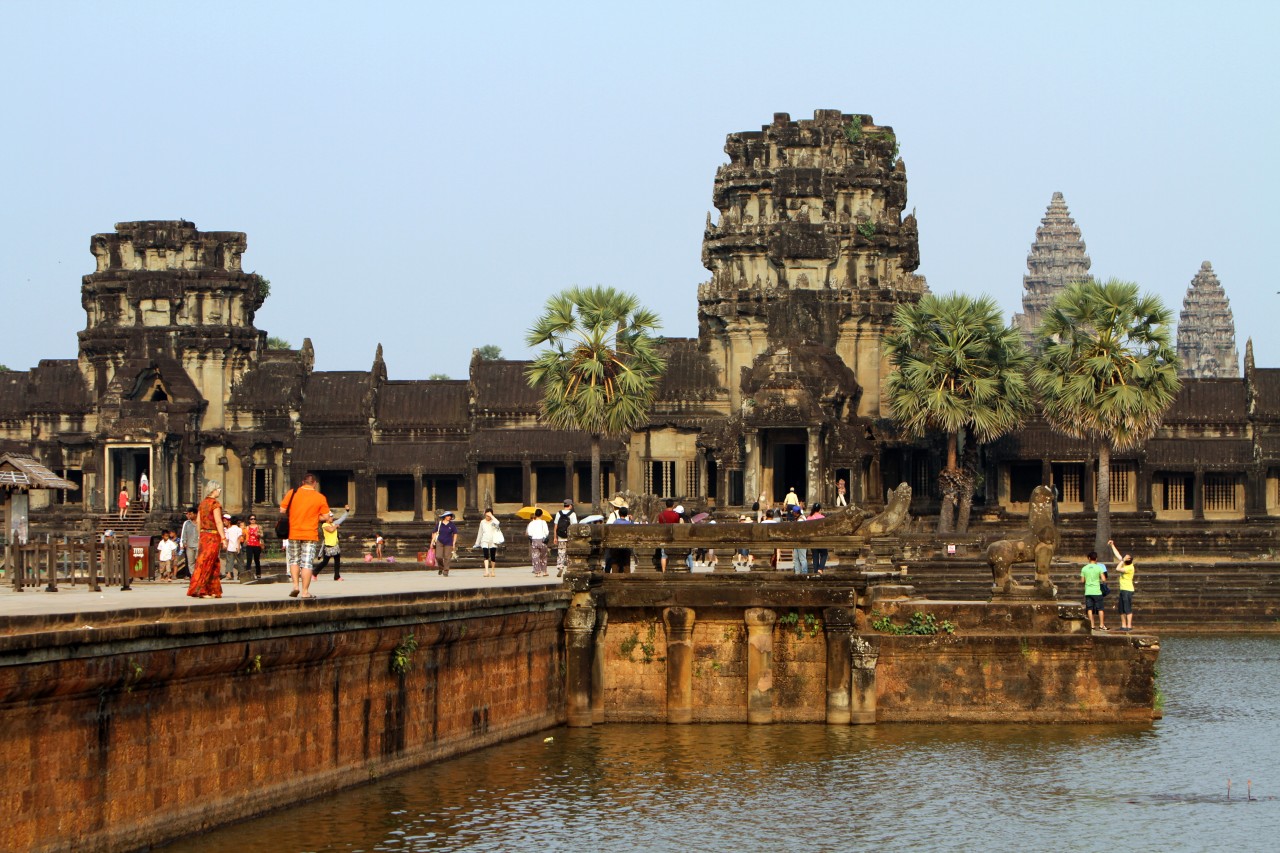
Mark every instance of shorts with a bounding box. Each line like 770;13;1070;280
285;539;319;572
1117;590;1134;614
1084;594;1105;612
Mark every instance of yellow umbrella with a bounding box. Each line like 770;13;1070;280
516;506;548;520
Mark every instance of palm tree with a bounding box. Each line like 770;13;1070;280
1030;278;1180;554
526;286;666;512
884;293;1032;534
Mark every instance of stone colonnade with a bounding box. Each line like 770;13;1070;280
563;598;880;727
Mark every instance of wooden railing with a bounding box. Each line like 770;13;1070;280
5;535;134;592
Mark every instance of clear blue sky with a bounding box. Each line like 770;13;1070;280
2;1;1276;379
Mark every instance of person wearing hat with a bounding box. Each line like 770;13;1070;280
606;495;629;524
552;499;578;577
431;510;459;577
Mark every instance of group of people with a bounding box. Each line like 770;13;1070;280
1080;539;1138;631
182;484;269;598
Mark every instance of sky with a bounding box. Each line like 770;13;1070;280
2;1;1277;379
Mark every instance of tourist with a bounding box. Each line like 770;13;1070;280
179;505;199;579
156;530;177;581
1080;551;1108;631
808;504;828;574
431;510;459;577
117;486;129;520
473;508;503;577
139;473;149;511
793;505;809;575
606;495;628;524
836;478;847;507
606;506;633;573
735;515;754;571
655;498;681;571
1109;539;1136;631
784;486;800;512
243;515;264;579
374;531;385;560
756;492;768;522
280;472;333;599
762;508;780;569
314;505;350;581
552;499;578;577
186;482;226;600
223;515;244;580
527;508;550;576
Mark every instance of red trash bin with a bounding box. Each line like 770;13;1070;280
128;535;152;579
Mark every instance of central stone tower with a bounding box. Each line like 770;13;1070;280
692;110;927;506
697;110;926;418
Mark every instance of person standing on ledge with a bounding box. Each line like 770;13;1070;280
117;485;129;520
552;499;577;578
1109;539;1136;631
431;510;459;577
280;472;332;599
527;508;550;577
1080;551;1108;631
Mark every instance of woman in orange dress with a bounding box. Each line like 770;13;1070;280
186;482;226;599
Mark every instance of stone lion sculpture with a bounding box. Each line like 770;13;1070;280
986;484;1058;598
861;482;913;537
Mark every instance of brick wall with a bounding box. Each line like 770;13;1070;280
0;589;568;853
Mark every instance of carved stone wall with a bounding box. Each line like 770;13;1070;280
1177;261;1239;378
1012;192;1092;342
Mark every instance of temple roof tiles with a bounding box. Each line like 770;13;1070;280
655;339;724;401
299;372;370;426
377;381;469;428
1162;378;1246;422
470;360;541;413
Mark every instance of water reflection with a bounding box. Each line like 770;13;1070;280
169;637;1278;852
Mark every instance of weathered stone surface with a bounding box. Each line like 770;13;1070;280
1012;192;1092;342
1177;260;1239;378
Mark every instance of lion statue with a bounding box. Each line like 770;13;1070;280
986;484;1058;598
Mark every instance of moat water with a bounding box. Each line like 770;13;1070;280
171;636;1280;852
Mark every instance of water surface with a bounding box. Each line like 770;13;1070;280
171;637;1280;851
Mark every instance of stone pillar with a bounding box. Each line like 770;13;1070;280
662;607;696;724
563;453;575;503
466;455;480;515
807;426;821;505
521;455;532;506
591;609;608;724
744;607;776;724
1136;458;1153;513
240;454;253;515
823;607;854;724
744;431;761;510
412;469;424;521
1041;459;1052;490
850;636;880;724
564;594;597;728
1193;467;1205;520
1083;464;1095;513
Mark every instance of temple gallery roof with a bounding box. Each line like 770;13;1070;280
0;453;78;490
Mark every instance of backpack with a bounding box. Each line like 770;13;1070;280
555;510;572;538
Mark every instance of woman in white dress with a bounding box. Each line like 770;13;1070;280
473;508;504;577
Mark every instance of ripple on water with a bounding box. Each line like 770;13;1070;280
166;636;1279;853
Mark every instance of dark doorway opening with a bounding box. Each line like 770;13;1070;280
772;443;807;505
317;471;351;508
108;447;150;508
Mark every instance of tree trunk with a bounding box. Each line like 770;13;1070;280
590;434;602;515
1095;442;1111;556
955;441;979;534
937;432;959;535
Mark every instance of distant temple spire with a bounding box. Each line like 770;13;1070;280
1013;192;1092;341
1177;261;1239;378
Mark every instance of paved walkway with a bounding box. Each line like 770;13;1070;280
0;566;567;618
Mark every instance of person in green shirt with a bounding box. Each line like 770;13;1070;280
1109;539;1136;632
1080;551;1108;631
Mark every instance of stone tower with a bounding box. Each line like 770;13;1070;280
1177;261;1238;378
697;109;926;418
78;221;268;423
1012;192;1092;341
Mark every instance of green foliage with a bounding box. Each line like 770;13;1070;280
266;336;291;350
1031;279;1180;452
844;120;864;144
476;344;503;361
391;633;418;675
526;285;666;508
871;611;956;635
428;373;451;380
125;658;145;693
0;364;11;372
856;220;876;240
871;131;900;166
246;654;263;675
256;277;271;302
618;632;640;657
618;623;659;664
884;292;1032;444
1153;664;1165;712
778;611;822;639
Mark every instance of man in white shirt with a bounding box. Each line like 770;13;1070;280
223;516;244;580
551;499;578;578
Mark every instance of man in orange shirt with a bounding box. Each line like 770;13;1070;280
281;472;333;599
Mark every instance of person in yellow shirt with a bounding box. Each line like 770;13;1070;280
1108;539;1136;631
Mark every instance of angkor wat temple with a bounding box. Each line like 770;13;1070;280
3;110;1276;533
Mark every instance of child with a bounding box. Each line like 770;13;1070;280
156;530;178;581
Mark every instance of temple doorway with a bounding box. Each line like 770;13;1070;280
106;445;151;513
765;429;808;505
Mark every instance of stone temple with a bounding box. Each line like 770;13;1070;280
1011;191;1092;344
1176;261;1239;378
2;110;1278;535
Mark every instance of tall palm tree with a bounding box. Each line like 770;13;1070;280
526;286;666;512
1030;279;1180;554
884;293;1032;534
